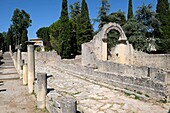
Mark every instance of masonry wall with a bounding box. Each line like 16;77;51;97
54;60;169;101
96;60;169;83
133;52;170;70
22;51;170;101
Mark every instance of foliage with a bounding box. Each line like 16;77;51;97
21;29;28;52
0;33;4;51
156;0;170;53
69;1;81;56
35;47;41;52
58;0;71;58
97;0;110;28
70;0;81;23
36;27;50;46
76;0;93;54
6;27;14;51
11;8;31;51
105;11;126;49
127;0;133;20
123;4;161;52
107;11;126;26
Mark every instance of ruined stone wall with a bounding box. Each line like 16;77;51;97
52;60;169;101
132;52;170;70
21;51;61;63
96;60;169;83
21;51;170;101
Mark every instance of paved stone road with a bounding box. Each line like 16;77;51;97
0;52;48;113
35;60;170;113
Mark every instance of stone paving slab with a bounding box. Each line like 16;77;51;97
0;52;49;113
35;60;170;113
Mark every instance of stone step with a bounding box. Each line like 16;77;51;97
0;74;19;80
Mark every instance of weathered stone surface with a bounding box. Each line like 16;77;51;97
36;73;47;109
27;45;35;94
32;56;170;113
46;92;77;113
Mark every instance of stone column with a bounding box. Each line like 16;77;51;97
23;63;28;85
17;47;21;74
9;45;12;55
37;73;47;109
27;45;35;94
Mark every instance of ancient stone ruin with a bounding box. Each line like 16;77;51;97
82;22;170;101
4;23;170;113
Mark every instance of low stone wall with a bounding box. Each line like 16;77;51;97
51;61;169;101
133;52;170;70
35;51;61;61
23;51;169;101
97;60;169;83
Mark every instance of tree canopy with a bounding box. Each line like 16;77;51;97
11;8;32;51
58;0;71;58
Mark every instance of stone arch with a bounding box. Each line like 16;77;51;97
101;23;127;61
103;22;127;42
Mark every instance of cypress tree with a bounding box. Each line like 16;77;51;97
6;28;13;50
21;29;28;52
77;0;93;54
127;0;133;20
98;0;110;28
156;0;170;53
58;0;71;58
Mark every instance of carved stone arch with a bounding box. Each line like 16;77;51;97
103;22;127;42
101;23;127;61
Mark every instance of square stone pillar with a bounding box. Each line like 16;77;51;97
36;73;47;109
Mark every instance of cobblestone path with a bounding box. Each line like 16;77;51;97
0;52;48;113
35;60;170;113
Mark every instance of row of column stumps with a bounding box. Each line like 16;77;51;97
15;44;77;112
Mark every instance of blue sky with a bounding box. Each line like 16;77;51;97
0;0;168;39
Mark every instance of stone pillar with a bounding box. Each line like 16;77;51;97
59;97;77;113
17;48;21;74
102;41;107;61
37;73;47;109
23;63;28;85
9;45;12;54
27;45;35;94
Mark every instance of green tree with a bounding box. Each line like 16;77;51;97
69;1;81;56
77;0;93;54
0;33;4;51
58;0;71;58
127;0;133;20
156;0;170;53
107;11;126;26
6;27;14;51
49;20;61;51
123;4;161;52
11;8;31;50
97;0;110;28
106;11;126;49
70;0;81;23
36;27;52;51
21;29;28;52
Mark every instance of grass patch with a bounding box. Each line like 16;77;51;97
159;98;167;104
134;95;140;100
136;91;143;95
124;92;131;96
